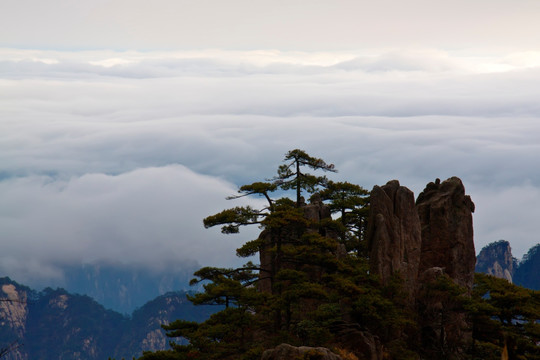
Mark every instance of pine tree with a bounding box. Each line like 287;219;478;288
468;273;540;360
319;181;370;254
146;150;354;358
274;149;336;205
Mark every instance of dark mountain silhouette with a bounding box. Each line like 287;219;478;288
0;277;217;360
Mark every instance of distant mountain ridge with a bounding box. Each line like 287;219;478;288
45;262;199;314
476;240;540;289
513;243;540;289
0;239;537;359
0;277;217;360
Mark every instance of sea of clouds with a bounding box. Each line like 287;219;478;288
1;48;540;286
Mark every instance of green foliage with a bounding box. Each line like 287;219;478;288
319;181;369;236
228;182;278;210
274;149;337;204
202;206;263;234
157;307;262;360
468;273;540;360
188;265;262;308
415;272;473;358
236;238;265;258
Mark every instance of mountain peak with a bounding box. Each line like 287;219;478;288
476;239;515;283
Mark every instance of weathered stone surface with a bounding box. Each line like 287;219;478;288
416;177;476;290
0;283;28;360
352;331;383;360
0;284;28;338
330;321;384;360
476;240;515;283
368;176;476;291
415;177;476;357
304;193;332;224
261;343;342;360
367;177;477;358
367;180;422;298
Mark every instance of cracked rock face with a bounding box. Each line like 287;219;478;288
368;176;476;292
367;180;422;300
416;177;476;290
0;284;28;338
415;177;476;356
368;177;476;357
0;283;29;360
476;240;515;283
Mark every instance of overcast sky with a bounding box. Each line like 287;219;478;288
1;0;540;287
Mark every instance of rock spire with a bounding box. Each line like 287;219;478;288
476;240;515;283
416;176;476;290
367;180;422;299
367;176;476;358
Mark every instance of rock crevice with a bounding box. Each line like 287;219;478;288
368;177;476;291
367;176;476;357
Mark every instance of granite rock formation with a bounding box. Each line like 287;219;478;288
0;282;29;360
368;177;476;358
368;177;476;291
367;180;422;299
257;229;275;294
415;177;476;357
330;321;383;360
303;194;332;226
416;177;476;290
261;343;342;360
475;240;515;283
476;241;540;290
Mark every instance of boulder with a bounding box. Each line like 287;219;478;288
330;321;384;360
261;343;342;360
304;193;332;224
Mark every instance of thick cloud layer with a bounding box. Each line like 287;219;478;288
0;165;263;286
1;48;540;285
